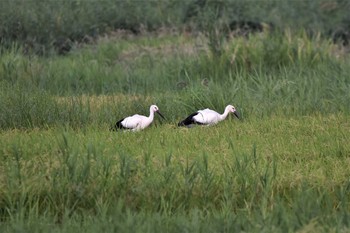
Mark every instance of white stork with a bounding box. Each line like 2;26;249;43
112;105;165;131
178;105;240;127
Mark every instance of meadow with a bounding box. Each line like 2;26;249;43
1;1;350;232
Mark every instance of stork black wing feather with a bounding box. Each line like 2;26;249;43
178;112;201;127
110;118;129;131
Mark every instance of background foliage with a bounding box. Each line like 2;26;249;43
1;0;350;54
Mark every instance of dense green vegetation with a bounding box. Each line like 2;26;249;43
1;115;350;232
1;0;350;54
1;1;350;232
1;32;349;129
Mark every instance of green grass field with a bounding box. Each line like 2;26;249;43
1;114;350;232
1;24;350;232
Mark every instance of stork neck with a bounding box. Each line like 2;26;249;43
148;109;155;120
219;109;230;121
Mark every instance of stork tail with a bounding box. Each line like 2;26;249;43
178;112;199;127
110;118;127;131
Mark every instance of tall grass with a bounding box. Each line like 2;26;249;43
0;115;350;232
0;32;349;129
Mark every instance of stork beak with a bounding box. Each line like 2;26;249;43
233;111;240;119
156;111;165;120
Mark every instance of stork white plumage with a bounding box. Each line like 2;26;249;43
112;105;165;131
178;105;240;127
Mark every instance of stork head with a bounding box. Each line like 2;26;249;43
150;105;165;119
150;105;159;112
226;105;240;119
